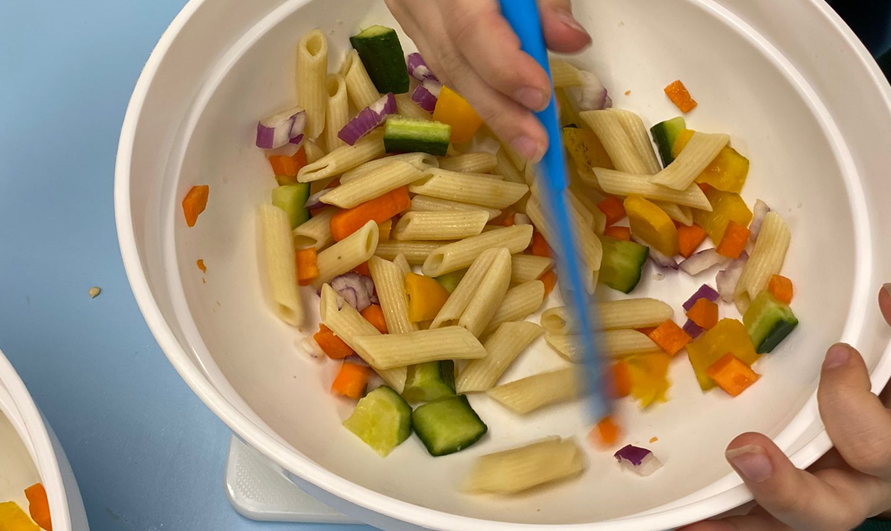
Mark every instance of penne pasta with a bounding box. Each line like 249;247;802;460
313;220;379;287
438;152;498;174
296;30;328;140
654;201;694;226
395;93;432;121
495;147;526;184
581;110;651;175
456;322;544;393
483;281;546;336
540;298;674;334
410;195;501;221
511;254;554;284
340;152;439;184
340;50;380;110
569;182;607;231
610;109;662;174
734;212;791;313
422;225;533;277
431;248;502;329
409;168;529;209
503;143;526;175
353;326;487;370
392;211;489;241
392;252;412;276
526;197;601;293
545;330;660;362
650;132;730;190
258;205;303;327
464;437;585;494
368;256;418;334
324;73;349;151
550;60;581;88
302;138;326;163
320;159;423;208
375;241;447;265
458;248;512;337
488;368;583;414
591;168;713;211
568;187;607;234
292;206;336;250
297;130;386;183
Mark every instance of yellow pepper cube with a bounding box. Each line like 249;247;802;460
687;318;759;390
692;188;753;244
432;86;483;144
673;129;750;194
624;195;679;256
627;352;672;408
563;127;614;173
0;502;40;531
404;273;450;322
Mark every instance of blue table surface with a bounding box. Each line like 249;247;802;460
0;2;889;531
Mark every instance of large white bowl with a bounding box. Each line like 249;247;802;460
0;350;89;531
115;0;891;529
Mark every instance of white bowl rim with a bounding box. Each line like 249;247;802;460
114;0;891;529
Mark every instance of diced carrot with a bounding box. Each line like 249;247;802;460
706;353;760;397
530;231;553;258
25;483;52;531
182;185;209;227
331;362;373;399
269;146;308;182
589;416;622;449
502;213;516;227
196;259;207;273
351;261;372;277
330;186;411;241
603;226;631;241
768;274;794;304
378;219;393;242
361;304;388;333
314;325;354;359
609;360;632;398
664;80;698;113
539;270;558;296
716;220;751;259
636;327;656;336
677;223;708;258
597;196;626;226
648;320;692;356
686;298;719;330
295;248;319;286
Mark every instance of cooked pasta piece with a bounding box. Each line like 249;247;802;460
439;152;498;173
368;256;418;334
502;143;526;174
550;60;581;87
464;437;585;494
409;168;529;209
258;205;303;326
324;73;349;151
654;201;693;226
375;241;446;265
297;130;386;183
292;206;336;251
341;153;438;184
495;147;526;184
395;93;432;121
392;211;489;241
526;197;600;293
302;138;326;163
353;326;486;369
487;368;582;414
568;187;607;234
320;159;423;208
734;212;791;313
410;195;501;221
483;281;546;336
591;168;712;211
458;248;512;337
392;253;412;276
296;30;328;139
456;322;544;393
431;248;502;329
650;132;730;190
545;330;660;362
540;298;674;334
313;220;379;287
340;50;380;110
581;110;650;175
422;225;533;277
510;254;554;284
611;109;662;174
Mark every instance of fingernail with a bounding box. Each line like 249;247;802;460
726;445;773;483
514;87;549;112
554;9;590;37
824;343;851;369
512;136;546;164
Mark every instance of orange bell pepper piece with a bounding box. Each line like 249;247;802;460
182;185;209;228
24;483;51;531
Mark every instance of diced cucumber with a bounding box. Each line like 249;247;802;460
435;269;467;293
402;361;456;403
743;291;799;354
271;183;310;229
350;25;410;94
651;117;687;167
342;386;412;457
599;236;649;293
412;395;487;456
384;117;451;156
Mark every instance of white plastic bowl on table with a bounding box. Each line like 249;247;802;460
114;0;891;529
0;349;89;531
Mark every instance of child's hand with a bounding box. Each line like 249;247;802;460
384;0;591;163
681;285;891;531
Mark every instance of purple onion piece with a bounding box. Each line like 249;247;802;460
716;251;749;303
683;319;705;340
256;106;306;149
338;93;397;146
631;236;678;270
289;133;305;146
567;71;611;112
679;248;731;276
407;52;438;82
330;273;375;312
411;81;439;113
682;284;720;311
749;200;771;242
304;189;331;210
614;444;663;477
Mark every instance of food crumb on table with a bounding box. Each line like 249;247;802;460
88;286;101;298
649;436;658;443
625;90;631;96
197;259;207;273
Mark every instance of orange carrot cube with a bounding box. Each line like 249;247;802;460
706;353;760;397
648;320;692;356
768;274;794;304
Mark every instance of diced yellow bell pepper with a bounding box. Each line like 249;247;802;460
563;127;614;174
432;86;483;144
687;319;759;390
673;129;750;194
624;195;679;256
692;187;753;244
0;502;40;531
627;352;671;408
404;273;450;322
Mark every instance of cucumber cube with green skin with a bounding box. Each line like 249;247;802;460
271;183;310;229
599;236;649;294
384;117;451;156
342;386;412;457
651;117;687;167
435;269;467;294
402;361;456;403
743;291;799;354
412;395;487;456
350;25;410;94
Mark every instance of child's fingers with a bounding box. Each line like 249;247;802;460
818;343;891;480
538;0;592;53
677;511;791;531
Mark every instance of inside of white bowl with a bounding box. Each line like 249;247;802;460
120;0;891;527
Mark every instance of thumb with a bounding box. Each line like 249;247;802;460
538;0;591;53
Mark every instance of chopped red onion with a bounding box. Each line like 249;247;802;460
331;273;376;312
749;200;771;242
566;71;612;112
716;251;749;303
338;93;397;145
304;189;331;210
289;133;305;146
683;319;705;340
614;444;663;477
407;52;438;82
682;284;720;311
411;80;440;113
256;106;306;149
631;236;678;270
679;248;730;276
